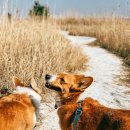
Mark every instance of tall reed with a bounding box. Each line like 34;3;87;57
58;16;130;65
0;17;87;89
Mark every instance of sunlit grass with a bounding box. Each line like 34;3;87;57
58;16;130;66
0;17;87;90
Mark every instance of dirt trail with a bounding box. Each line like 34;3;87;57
35;31;130;130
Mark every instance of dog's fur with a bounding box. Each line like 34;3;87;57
0;77;42;130
45;72;130;130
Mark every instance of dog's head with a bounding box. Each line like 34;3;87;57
45;73;93;108
13;76;42;95
12;76;42;104
45;72;93;93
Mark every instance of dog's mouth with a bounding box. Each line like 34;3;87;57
45;82;62;109
45;82;52;88
45;82;55;89
45;82;61;91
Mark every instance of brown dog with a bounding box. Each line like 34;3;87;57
0;77;42;130
45;72;130;130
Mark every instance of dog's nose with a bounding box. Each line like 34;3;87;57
45;74;51;80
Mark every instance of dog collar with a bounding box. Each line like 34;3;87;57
73;101;83;130
54;96;83;129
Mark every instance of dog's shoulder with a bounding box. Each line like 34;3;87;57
0;93;34;109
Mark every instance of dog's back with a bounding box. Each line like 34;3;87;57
0;94;35;130
58;98;130;130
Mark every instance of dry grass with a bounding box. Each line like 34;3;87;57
0;17;87;90
58;16;130;66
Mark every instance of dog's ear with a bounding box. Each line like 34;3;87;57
79;76;93;90
12;76;25;87
30;78;42;94
71;76;93;92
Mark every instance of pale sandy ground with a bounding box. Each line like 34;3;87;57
35;31;130;130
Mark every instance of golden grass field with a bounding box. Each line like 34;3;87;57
58;16;130;66
1;14;130;90
0;17;86;90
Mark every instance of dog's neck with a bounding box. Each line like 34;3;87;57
55;92;82;108
57;92;83;130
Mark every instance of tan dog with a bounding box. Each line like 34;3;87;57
45;72;130;130
0;77;42;130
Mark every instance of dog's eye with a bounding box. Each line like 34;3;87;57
61;78;64;81
60;78;65;83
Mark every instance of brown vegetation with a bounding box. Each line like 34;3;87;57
58;16;130;66
0;17;87;89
